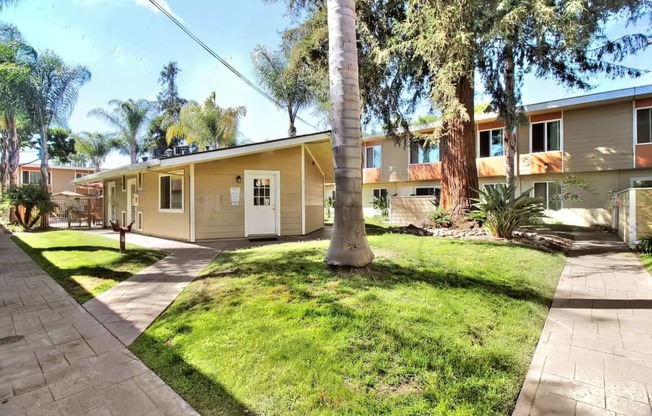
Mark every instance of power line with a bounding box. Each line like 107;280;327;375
148;0;320;131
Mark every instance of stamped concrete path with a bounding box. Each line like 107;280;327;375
513;232;652;416
0;229;202;416
83;230;218;346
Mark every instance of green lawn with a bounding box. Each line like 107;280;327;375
13;230;165;304
131;233;565;415
641;254;652;275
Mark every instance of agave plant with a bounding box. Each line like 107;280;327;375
471;184;545;238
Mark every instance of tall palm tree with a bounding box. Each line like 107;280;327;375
88;99;154;164
166;92;246;150
73;132;115;172
324;0;374;268
251;45;314;137
0;24;35;190
28;50;91;187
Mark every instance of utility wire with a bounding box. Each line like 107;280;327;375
148;0;320;131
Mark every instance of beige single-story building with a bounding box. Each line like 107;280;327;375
75;131;333;242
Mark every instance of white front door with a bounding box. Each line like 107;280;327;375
244;171;279;236
127;178;137;228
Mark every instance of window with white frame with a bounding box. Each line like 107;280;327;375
365;145;381;168
533;182;562;211
410;140;439;164
75;172;84;179
632;177;652;188
414;186;436;196
531;120;561;152
159;174;183;211
637;107;652;144
478;129;504;157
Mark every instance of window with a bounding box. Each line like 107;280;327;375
159;174;183;211
415;187;435;196
252;178;271;206
637;107;652;144
372;188;388;200
138;172;144;190
478;129;504;157
531;120;561;152
365;145;381;168
121;175;126;191
21;170;50;185
75;172;84;179
632;177;652;188
410;140;439;164
533;182;562;211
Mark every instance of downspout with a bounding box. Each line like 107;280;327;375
301;144;306;235
189;163;196;242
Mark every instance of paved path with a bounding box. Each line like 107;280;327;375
0;230;200;416
83;231;218;346
513;232;652;416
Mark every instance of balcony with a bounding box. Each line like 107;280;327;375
363;168;381;184
476;156;505;177
519;152;563;175
408;163;441;181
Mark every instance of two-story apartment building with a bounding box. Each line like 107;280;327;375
18;164;97;195
327;84;652;226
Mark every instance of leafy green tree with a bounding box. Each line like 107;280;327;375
147;62;187;152
166;92;246;150
324;0;374;268
0;24;35;190
73;132;116;172
28;50;90;186
88;99;154;164
35;127;76;165
252;45;316;137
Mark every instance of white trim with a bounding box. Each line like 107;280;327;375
533;181;563;210
137;172;144;190
301;145;306;235
525;85;652;113
127;178;137;228
189;163;195;242
630;176;652;188
560;111;565;172
633;100;638;168
244;170;281;237
158;173;185;213
74;159;160;185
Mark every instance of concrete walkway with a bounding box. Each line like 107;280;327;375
83;231;218;346
513;233;652;416
0;230;199;416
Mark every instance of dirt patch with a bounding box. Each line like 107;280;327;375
387;224;433;236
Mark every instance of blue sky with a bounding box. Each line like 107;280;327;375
4;0;651;168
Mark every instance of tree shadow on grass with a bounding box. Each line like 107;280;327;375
11;237;165;304
131;332;258;416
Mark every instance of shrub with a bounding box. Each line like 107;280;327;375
471;184;546;238
5;184;52;231
324;196;334;219
372;195;389;217
634;236;652;254
429;207;452;228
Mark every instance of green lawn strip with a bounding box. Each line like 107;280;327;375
12;230;166;304
640;254;652;275
131;234;564;415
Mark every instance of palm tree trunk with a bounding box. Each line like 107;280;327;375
39;124;49;188
7;111;20;187
440;74;479;222
503;49;517;186
287;107;297;137
130;136;138;164
324;0;374;269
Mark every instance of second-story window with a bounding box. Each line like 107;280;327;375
365;145;381;168
478;129;504;157
531;120;561;152
637;107;651;144
410;140;439;164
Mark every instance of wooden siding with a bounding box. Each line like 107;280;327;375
381;141;409;182
563;101;634;172
478;121;504;131
636;144;652;168
408;163;441;181
139;170;190;241
477;157;505;177
363;168;381;183
635;98;652;109
304;149;324;234
389;196;433;226
530;152;563;174
531;111;562;123
194;147;302;240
